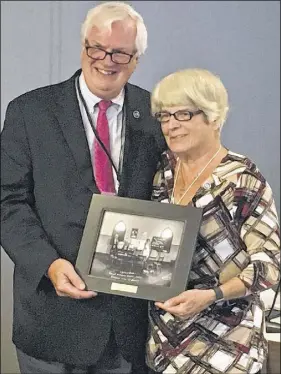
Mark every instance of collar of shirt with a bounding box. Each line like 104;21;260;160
79;72;125;116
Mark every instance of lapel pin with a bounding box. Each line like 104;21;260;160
133;110;140;119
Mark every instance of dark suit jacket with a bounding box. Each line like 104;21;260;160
1;70;166;366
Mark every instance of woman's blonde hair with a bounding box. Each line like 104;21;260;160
81;1;147;56
151;68;229;128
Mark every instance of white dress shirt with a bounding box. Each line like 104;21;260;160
76;73;125;191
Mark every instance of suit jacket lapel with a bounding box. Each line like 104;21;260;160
51;72;149;197
117;83;144;197
51;70;98;193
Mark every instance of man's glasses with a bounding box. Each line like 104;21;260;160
85;43;135;65
154;109;203;123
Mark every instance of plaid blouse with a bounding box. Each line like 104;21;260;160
146;149;280;374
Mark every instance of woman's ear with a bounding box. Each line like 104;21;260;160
212;120;221;131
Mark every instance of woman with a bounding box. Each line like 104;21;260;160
146;69;280;374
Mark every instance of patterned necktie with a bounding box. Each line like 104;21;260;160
93;100;115;194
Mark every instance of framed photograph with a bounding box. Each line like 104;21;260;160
75;194;203;301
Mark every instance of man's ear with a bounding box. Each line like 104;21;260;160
80;44;86;58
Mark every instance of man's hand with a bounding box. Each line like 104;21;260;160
47;258;97;299
155;289;215;319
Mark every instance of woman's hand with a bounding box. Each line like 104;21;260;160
155;289;215;319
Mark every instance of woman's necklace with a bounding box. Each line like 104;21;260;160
171;145;222;205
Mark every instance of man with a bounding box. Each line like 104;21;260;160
1;2;165;373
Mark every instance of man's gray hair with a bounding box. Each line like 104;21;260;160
81;1;148;56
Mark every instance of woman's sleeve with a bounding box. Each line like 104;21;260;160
235;173;280;293
151;164;169;202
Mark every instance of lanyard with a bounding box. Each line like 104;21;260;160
75;76;126;183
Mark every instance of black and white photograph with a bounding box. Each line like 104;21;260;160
90;211;184;287
76;194;203;300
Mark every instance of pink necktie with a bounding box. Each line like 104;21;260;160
93;100;115;194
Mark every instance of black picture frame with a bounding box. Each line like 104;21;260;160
75;194;203;301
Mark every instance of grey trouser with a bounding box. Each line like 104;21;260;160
16;330;132;374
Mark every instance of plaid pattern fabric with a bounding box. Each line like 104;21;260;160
147;150;280;374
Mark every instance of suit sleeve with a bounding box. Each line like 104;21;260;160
1;99;60;290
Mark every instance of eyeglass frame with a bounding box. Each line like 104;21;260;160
154;109;204;123
84;41;136;65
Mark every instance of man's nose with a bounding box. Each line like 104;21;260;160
103;53;116;66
